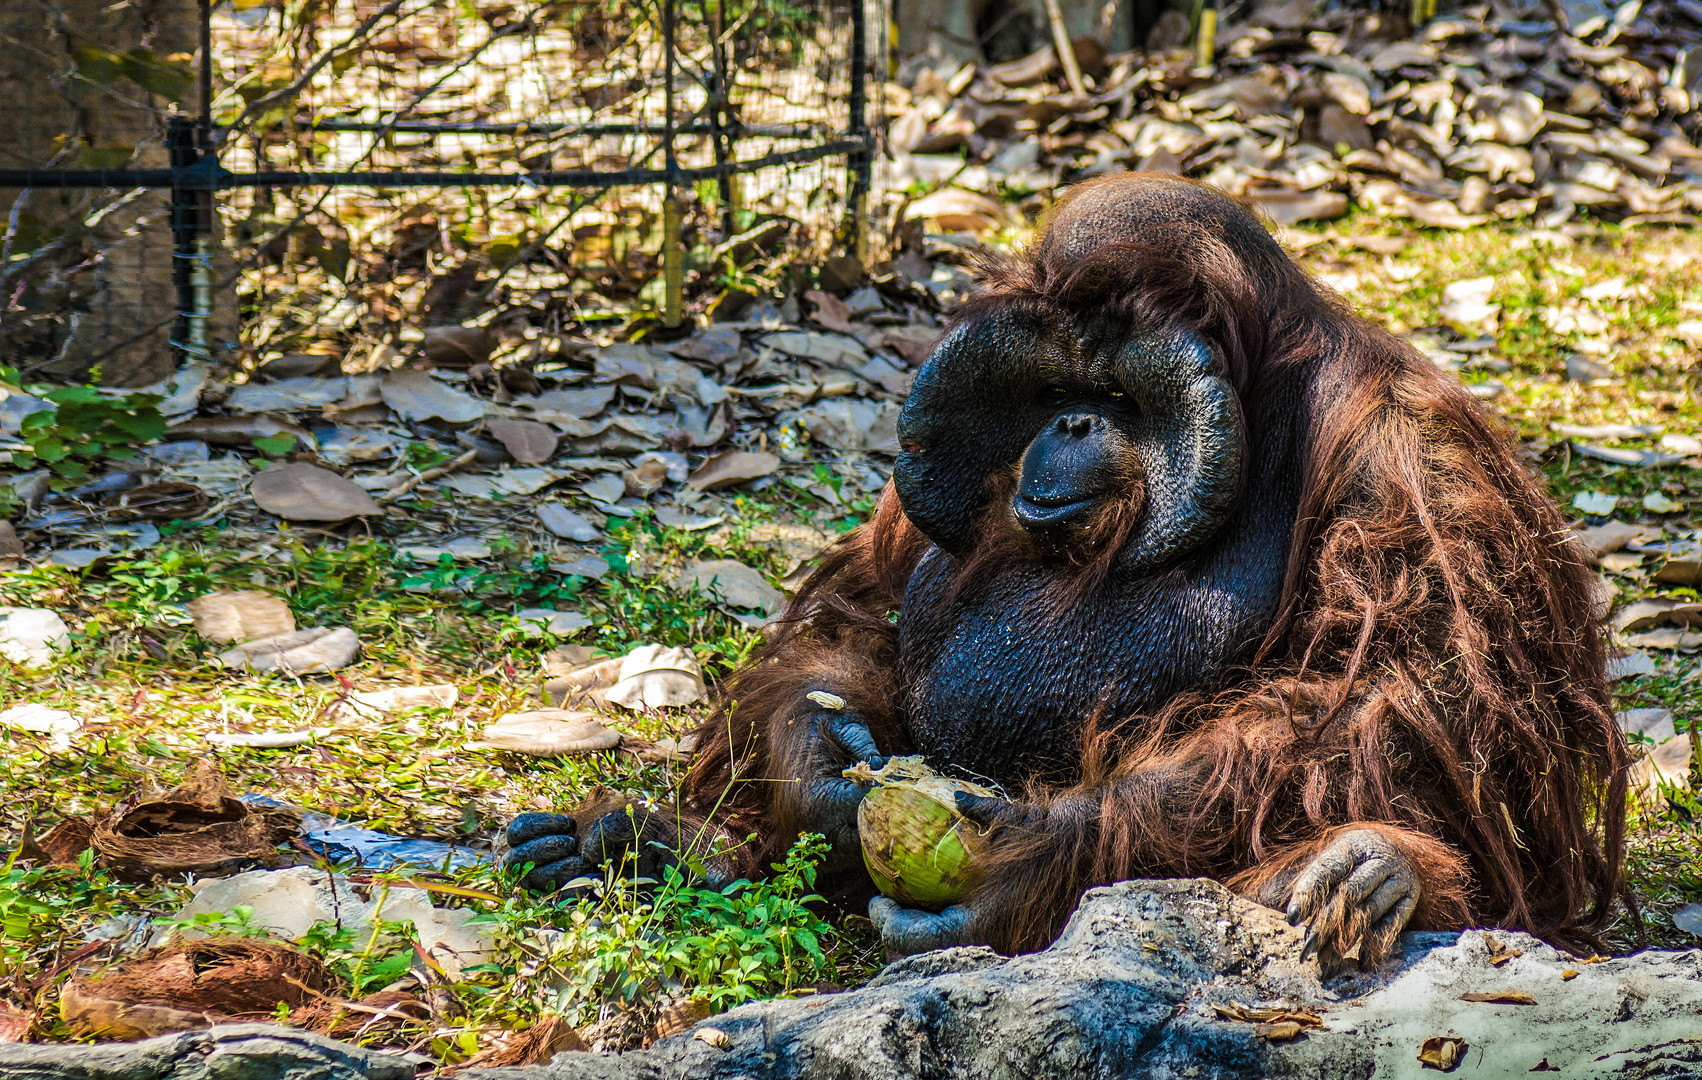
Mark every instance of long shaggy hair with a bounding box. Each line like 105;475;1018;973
684;175;1628;961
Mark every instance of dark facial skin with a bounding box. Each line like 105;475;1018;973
1012;406;1142;531
893;324;1305;788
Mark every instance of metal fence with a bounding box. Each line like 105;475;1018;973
0;0;879;384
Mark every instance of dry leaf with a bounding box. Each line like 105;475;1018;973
381;369;485;423
479;710;620;755
686;451;781;491
1482;933;1522;966
488;418;559;464
606;644;705;710
905;188;1011;233
675;560;784;614
1458;991;1536;1005
1417;1035;1466;1071
168;415;314;447
694;1027;732;1050
104;482;210;521
217;627;361;674
0;1001;32;1042
250;463;383;521
188;590;295;644
1254;1020;1304;1041
421;325;494;369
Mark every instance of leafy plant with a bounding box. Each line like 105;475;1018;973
13;385;166;489
553;834;839;1015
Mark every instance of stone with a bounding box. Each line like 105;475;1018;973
187;590;295;644
13;880;1702;1079
173;866;492;976
0;1024;411;1080
0;606;70;667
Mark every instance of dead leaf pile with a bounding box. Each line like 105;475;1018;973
890;3;1702;230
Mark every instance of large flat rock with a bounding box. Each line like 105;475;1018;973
4;880;1698;1080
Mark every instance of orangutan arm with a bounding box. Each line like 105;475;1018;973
873;751;1468;970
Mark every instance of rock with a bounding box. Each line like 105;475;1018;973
0;606;70;667
0;1024;412;1080
171;866;491;975
0;703;80;750
187;590;295;644
674;559;784;614
14;880;1702;1079
217;627;361;674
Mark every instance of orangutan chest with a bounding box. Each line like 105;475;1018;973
895;553;1244;788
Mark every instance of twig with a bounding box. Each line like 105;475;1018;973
1044;0;1088;97
219;0;417;143
378;448;478;503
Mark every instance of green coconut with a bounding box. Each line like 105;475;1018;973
848;756;1000;910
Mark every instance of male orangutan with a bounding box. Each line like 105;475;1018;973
505;174;1628;968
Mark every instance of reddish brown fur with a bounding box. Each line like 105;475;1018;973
677;175;1628;962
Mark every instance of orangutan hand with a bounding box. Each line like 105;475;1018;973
504;803;675;892
869;896;978;957
1285;828;1420;970
798;699;887;851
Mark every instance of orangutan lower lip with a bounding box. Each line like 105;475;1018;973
1013;492;1098;527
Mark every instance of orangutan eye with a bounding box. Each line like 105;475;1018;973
1108;390;1126;398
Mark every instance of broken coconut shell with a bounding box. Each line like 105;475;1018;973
89;762;294;877
852;756;997;910
63;938;332;1040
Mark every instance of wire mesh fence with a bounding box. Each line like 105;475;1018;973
1;0;881;384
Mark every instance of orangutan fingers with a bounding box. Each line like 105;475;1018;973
869;896;974;957
953;791;1010;827
520;856;590;893
504;832;580;874
1359;867;1417;927
579;808;642;867
820;712;886;770
1285;850;1351;926
505;811;577;848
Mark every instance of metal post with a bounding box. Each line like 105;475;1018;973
169;0;216;366
708;0;736;243
845;0;870;263
662;0;683;328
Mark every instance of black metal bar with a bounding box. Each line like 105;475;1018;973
708;1;735;241
845;0;871;257
294;119;825;139
0;139;873;192
167;117;200;363
663;0;677;186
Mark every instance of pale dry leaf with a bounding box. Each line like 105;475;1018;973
488;419;559;464
479;710;620;755
217;627;361;674
250;463;383;521
686;451;781;491
187;590;295;644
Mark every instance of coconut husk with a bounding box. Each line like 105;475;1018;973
474;1014;591;1067
853;756;998;910
62;938;333;1040
90;762;294;877
299;990;431;1040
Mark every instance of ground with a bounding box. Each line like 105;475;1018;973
2;209;1700;1064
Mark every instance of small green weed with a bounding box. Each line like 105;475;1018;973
7;378;166;490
